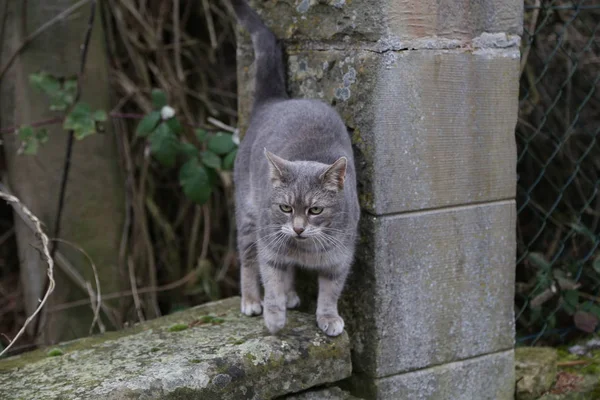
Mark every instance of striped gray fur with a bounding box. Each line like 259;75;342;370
231;0;360;337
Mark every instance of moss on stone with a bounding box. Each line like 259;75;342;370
0;297;351;400
46;348;64;357
168;323;189;332
515;347;558;400
536;342;600;400
556;345;600;376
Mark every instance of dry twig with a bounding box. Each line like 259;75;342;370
52;239;103;335
0;189;54;357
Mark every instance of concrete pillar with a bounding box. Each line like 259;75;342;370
237;1;522;398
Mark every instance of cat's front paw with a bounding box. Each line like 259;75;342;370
317;314;345;337
264;308;286;334
241;297;262;316
286;291;300;309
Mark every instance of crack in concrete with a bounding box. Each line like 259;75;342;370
284;33;521;54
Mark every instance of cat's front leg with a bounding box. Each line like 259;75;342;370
316;266;350;337
238;219;263;316
260;260;288;334
284;265;300;309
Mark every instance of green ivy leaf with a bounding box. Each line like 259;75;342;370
208;132;236;155
179;158;212;204
30;72;59;92
36;129;49;144
60;79;77;109
528;252;551;271
16;126;51;155
222;149;237;170
593;258;600;275
179;143;199;158
29;72;77;111
64;79;78;94
587;304;600;319
151;89;168;109
201;151;221;169
195;129;208;142
93;110;108;122
64;102;97;140
563;290;579;315
17;126;37;155
569;223;596;241
166;117;182;135
136;111;161;137
23;141;39;155
206;166;218;187
149;123;179;168
17;126;34;141
547;314;557;329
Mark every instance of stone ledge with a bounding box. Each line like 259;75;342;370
352;350;515;400
283;386;362;399
0;297;352;400
244;0;522;42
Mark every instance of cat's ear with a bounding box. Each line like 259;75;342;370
320;157;347;191
264;148;289;186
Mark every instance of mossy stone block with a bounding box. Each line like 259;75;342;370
0;297;351;400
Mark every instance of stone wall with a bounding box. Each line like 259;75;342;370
0;298;353;399
237;1;522;398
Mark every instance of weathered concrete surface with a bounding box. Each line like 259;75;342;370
239;45;519;214
344;201;516;377
283;387;362;399
288;47;519;214
244;0;522;42
352;350;514;400
516;347;558;400
0;297;351;400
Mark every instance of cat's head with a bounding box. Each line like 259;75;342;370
264;149;348;241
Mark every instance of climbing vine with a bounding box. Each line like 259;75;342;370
13;71;237;205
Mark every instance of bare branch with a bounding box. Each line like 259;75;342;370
0;188;55;357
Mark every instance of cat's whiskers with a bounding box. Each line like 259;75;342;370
241;230;281;260
259;232;285;254
250;231;285;263
319;232;350;255
311;234;327;253
320;227;355;237
271;231;290;260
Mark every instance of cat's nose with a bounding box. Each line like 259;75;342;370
293;227;305;235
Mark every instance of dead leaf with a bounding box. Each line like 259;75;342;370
550;371;584;394
573;311;599;333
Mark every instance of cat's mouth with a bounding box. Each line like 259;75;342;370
294;236;308;240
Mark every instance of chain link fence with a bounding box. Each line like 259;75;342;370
516;1;600;344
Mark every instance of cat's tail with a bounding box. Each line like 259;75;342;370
230;0;287;105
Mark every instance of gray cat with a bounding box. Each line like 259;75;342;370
231;0;360;337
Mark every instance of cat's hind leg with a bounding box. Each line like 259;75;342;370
238;219;262;316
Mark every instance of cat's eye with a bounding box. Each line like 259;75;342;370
308;207;323;215
279;204;292;213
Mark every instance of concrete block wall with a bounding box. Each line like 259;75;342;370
236;1;522;398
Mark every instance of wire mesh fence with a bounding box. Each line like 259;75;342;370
516;0;600;344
